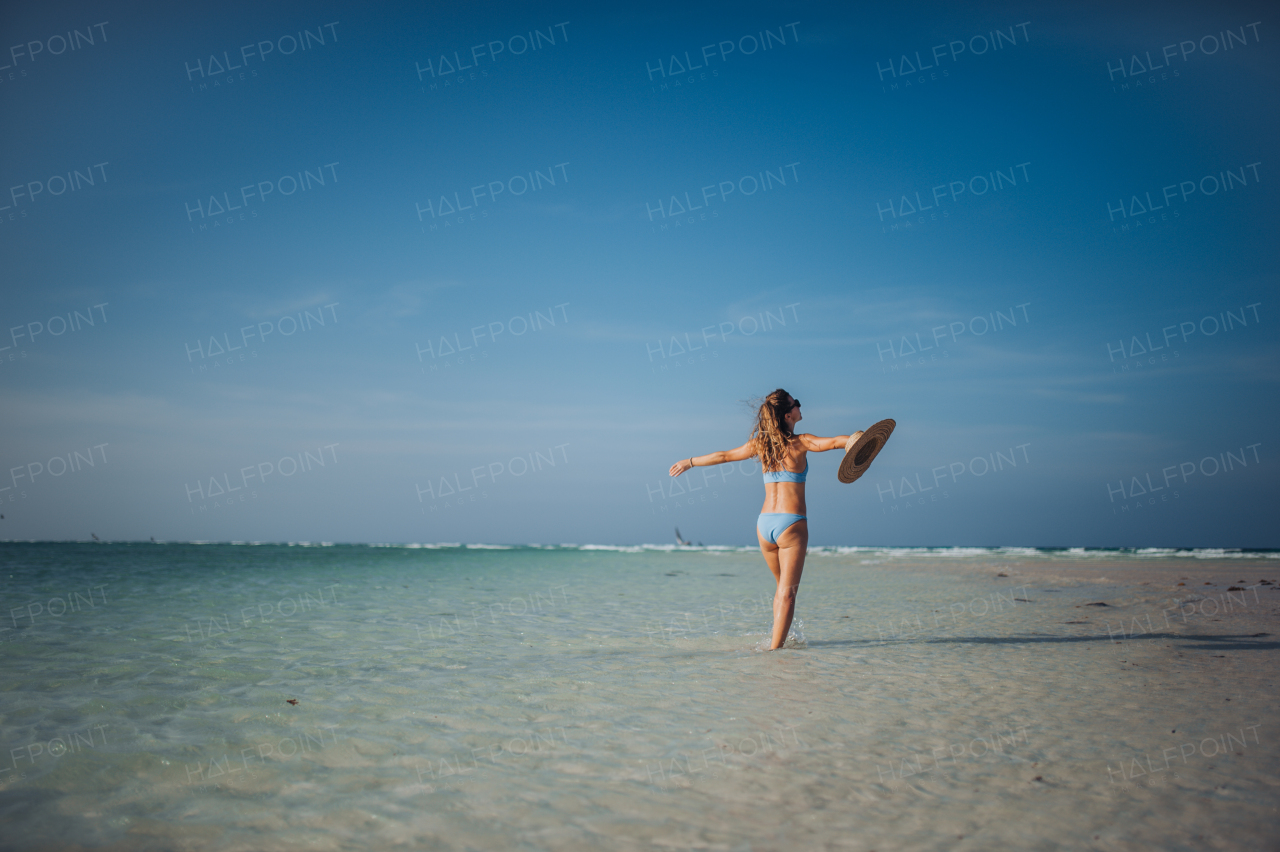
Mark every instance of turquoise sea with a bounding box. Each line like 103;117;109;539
1;542;1277;850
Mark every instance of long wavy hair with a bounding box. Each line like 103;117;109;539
750;389;798;472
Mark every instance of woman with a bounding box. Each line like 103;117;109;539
668;389;860;650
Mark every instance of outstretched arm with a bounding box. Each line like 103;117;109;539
799;431;863;452
669;440;755;477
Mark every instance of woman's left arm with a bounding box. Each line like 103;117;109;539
800;432;862;452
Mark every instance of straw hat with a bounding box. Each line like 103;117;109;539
838;419;896;483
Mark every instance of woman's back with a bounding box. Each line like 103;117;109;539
762;453;808;482
761;441;807;513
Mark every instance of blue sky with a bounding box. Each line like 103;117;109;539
1;0;1276;546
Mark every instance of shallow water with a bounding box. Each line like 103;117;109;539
1;543;1277;850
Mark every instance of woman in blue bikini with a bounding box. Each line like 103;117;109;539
668;389;860;650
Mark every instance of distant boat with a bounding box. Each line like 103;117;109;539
91;533;100;541
675;527;689;547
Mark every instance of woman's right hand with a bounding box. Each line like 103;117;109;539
668;459;692;477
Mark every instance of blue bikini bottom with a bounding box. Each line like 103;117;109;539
757;513;807;544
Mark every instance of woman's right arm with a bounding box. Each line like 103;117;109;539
669;440;755;477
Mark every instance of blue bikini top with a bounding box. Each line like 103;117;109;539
762;459;808;483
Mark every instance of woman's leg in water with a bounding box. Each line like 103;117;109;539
757;529;782;584
769;520;808;649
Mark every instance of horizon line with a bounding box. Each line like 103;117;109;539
1;540;1277;554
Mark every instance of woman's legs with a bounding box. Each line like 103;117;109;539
762;520;807;649
757;530;782;584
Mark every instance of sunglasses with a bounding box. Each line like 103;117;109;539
789;399;801;410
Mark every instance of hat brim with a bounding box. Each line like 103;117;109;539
838;419;896;484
